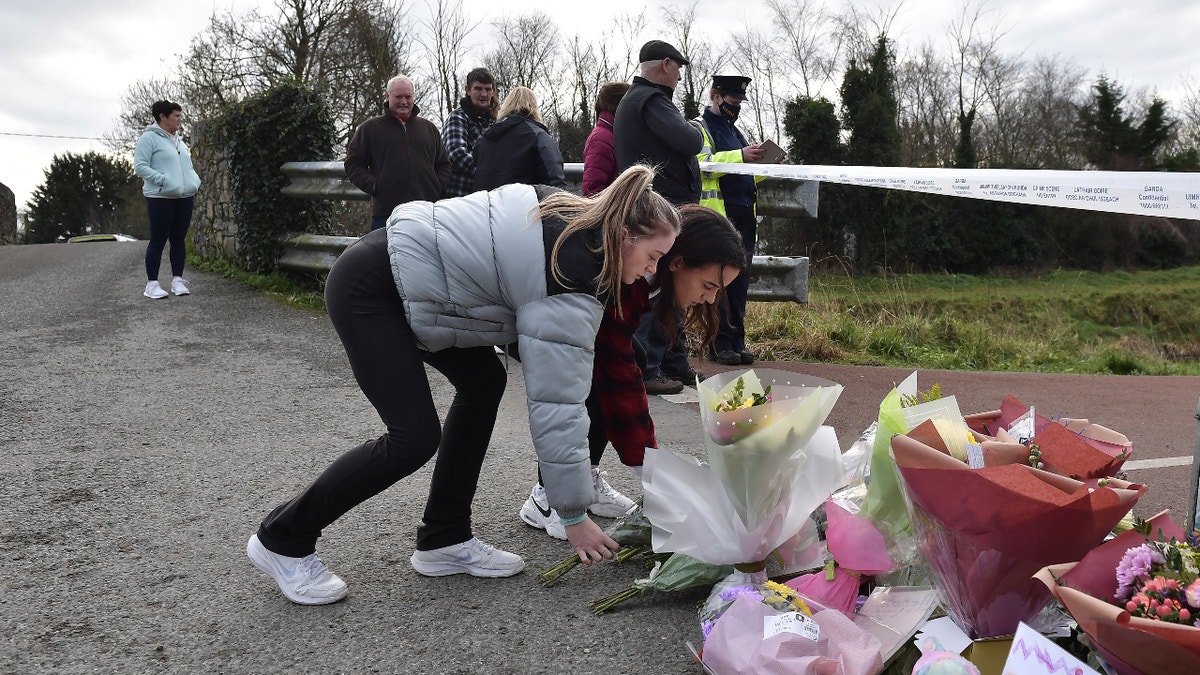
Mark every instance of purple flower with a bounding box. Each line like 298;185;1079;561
719;584;764;603
701;619;715;642
1116;544;1165;599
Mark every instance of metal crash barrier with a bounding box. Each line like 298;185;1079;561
278;161;812;303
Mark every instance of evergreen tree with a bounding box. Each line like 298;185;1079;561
837;36;901;271
783;96;842;165
25;152;140;244
1077;77;1177;170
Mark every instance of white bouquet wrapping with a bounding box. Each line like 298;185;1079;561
643;369;844;567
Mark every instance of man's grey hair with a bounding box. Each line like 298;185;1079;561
387;75;414;92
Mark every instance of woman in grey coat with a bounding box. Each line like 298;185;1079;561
247;165;681;605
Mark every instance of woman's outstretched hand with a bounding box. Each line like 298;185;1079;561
565;518;621;564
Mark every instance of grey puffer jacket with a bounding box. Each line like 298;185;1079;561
384;184;603;520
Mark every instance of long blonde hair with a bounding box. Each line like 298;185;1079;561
497;86;542;123
539;165;679;311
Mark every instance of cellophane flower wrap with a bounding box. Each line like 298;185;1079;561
964;394;1133;480
642;369;844;566
891;430;1144;639
861;373;969;556
784;491;896;619
698;577;883;675
1035;512;1200;675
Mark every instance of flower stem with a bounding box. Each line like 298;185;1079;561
615;545;648;563
539;555;582;587
589;587;644;614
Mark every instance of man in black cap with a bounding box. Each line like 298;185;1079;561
615;39;705;395
614;40;702;207
695;75;766;366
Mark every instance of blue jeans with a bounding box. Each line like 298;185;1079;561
635;296;690;379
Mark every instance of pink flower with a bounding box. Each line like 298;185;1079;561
1186;579;1200;607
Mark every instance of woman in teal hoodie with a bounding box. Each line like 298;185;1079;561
133;100;202;299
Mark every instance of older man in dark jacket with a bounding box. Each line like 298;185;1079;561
615;40;704;395
345;75;450;231
614;40;702;206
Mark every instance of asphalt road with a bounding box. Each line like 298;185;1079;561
2;241;1198;673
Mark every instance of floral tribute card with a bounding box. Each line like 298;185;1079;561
1002;622;1099;675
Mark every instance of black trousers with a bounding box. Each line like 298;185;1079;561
714;203;757;354
257;228;507;556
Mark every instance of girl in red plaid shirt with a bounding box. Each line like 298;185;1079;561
521;205;749;538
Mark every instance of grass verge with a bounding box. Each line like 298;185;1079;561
745;266;1200;375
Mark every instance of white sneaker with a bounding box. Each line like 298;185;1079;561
143;280;168;299
170;277;190;295
245;534;347;605
519;484;567;540
589;467;636;518
410;537;525;578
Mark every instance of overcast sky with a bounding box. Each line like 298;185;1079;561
1;0;1196;213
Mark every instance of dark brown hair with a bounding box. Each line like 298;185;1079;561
652;204;747;350
594;81;631;115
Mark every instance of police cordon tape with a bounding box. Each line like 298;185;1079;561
702;162;1200;221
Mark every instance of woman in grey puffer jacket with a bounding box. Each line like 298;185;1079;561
247;166;680;605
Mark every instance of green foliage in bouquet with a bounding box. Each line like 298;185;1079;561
898;384;942;408
713;376;773;413
589;553;734;614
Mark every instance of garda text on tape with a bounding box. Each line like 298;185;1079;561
703;162;1200;221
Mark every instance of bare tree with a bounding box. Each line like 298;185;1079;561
729;27;782;142
322;0;415;135
174;0;411;144
662;1;716;119
944;1;1016;167
1174;77;1200;153
420;0;482;122
610;11;649;80
830;1;900;69
1010;55;1089;169
895;41;957;166
482;12;561;96
102;75;190;156
764;0;842;99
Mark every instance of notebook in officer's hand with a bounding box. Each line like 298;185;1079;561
753;139;787;164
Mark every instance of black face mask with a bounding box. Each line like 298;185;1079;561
719;99;741;121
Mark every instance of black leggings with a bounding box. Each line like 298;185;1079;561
257;228;507;556
144;196;193;280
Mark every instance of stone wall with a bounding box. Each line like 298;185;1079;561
0;181;16;244
188;120;239;260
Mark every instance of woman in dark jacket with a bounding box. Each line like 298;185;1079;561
473;86;566;190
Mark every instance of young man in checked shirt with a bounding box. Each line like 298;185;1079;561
442;67;497;198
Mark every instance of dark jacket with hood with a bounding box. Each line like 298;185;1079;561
472;114;566;191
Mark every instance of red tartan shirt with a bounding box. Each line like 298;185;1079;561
593;278;656;465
